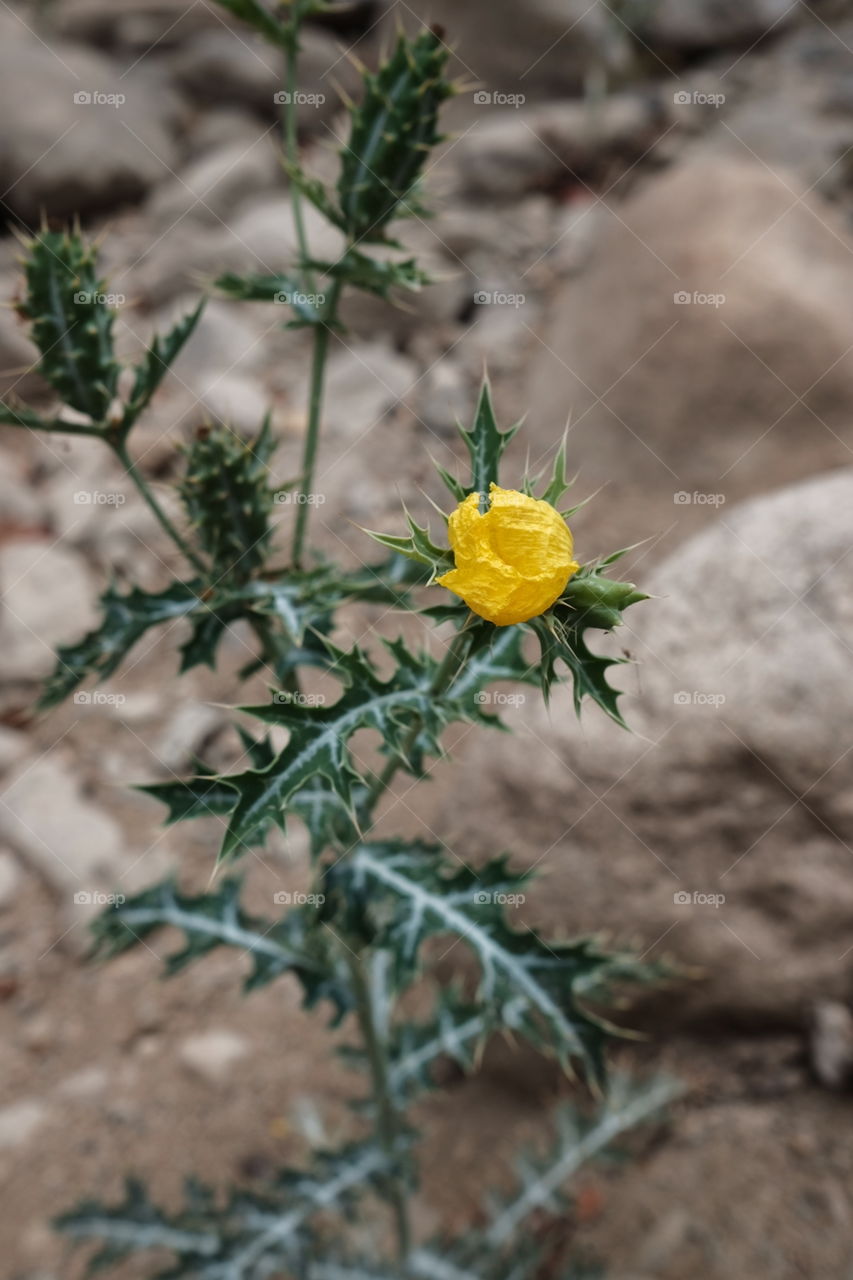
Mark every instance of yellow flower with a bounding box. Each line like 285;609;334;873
436;484;580;626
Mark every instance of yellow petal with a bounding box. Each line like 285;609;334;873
436;484;579;626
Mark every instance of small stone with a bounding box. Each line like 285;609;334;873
0;1100;47;1149
56;1066;109;1099
155;703;224;772
179;1029;250;1084
810;1000;853;1090
0;756;123;893
0;540;97;680
0;728;29;774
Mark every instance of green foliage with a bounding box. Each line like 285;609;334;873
19;228;120;422
90;876;351;1015
327;841;652;1084
337;30;454;241
5;15;666;1280
179;420;276;583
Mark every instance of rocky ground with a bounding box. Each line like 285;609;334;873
3;0;853;1276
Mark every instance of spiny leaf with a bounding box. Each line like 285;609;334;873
215;271;326;327
527;566;647;726
209;0;289;46
122;299;205;431
57;1143;390;1279
19;228;120;422
362;510;453;581
329;842;651;1084
307;251;432;299
89;876;350;1014
459;380;520;497
38;580;207;710
337;29;453;241
179;420;276;583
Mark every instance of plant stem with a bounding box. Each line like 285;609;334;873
344;950;413;1269
282;27;316;296
291;276;344;567
112;440;206;574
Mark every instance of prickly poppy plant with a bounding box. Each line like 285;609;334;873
1;6;677;1278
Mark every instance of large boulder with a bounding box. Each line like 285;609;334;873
428;470;853;1027
527;157;853;552
0;22;182;220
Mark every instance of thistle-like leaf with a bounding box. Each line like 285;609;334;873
19;228;120;422
337;30;453;241
458;379;520;497
307;251;432;299
145;641;462;865
179;420;275;583
527;566;648;727
362;510;453;581
89;876;351;1015
57;1143;389;1279
209;0;289;46
328;842;651;1083
215;271;326;327
121;299;205;431
38;580;207;710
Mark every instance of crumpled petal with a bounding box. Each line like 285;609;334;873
436;484;579;626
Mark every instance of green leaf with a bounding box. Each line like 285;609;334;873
307;251;432;299
362;509;453;581
459;379;520;497
39;580;206;710
329;842;649;1083
146;640;463;866
89;876;351;1014
527;566;648;726
122;299;204;431
215;271;326;327
20;228;120;422
57;1143;390;1278
179;420;276;583
337;30;453;241
209;0;288;46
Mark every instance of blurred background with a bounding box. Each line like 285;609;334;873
3;0;853;1275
